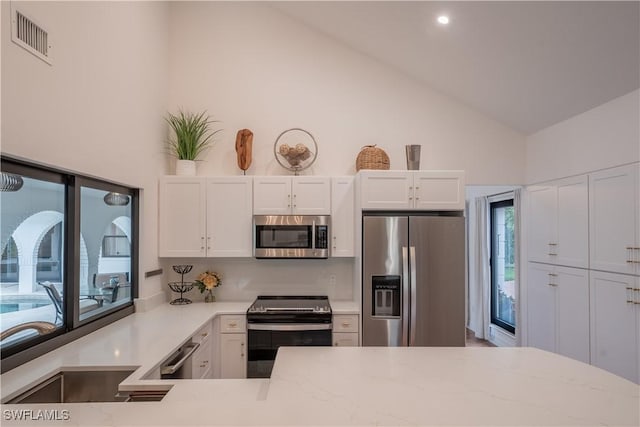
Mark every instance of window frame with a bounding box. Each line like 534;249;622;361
0;156;139;371
489;197;516;334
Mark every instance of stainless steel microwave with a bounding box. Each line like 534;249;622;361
253;215;330;259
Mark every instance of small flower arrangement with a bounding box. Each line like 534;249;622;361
194;271;222;293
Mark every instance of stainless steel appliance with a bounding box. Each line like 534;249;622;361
253;215;330;259
159;341;200;379
362;213;465;347
246;296;332;378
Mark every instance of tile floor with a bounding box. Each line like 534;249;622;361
465;328;494;347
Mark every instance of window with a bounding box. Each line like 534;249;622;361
490;199;515;334
0;157;138;370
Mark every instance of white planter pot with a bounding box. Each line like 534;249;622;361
175;160;196;176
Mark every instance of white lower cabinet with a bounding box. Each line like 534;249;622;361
527;263;590;363
192;322;213;379
333;332;359;347
590;271;640;383
332;314;359;346
218;315;247;379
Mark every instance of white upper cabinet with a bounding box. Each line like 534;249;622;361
159;177;207;257
527;184;557;264
527;175;588;268
253;176;330;215
589;163;640;275
331;177;355;257
206;177;253;257
359;170;465;210
413;171;465;210
159;176;253;258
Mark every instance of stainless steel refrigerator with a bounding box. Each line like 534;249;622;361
362;214;465;347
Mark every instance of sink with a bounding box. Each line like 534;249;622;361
7;369;136;404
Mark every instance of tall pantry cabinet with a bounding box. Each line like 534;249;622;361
526;162;640;383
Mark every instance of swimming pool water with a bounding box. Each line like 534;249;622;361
0;302;51;314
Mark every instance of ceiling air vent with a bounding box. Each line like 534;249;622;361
11;7;53;65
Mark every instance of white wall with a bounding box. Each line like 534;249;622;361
1;1;169;299
168;2;526;184
526;89;640;184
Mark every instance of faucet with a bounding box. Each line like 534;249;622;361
0;321;57;341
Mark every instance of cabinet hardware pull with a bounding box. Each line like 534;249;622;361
548;243;558;246
548;253;557;256
548;283;557;287
341;322;350;327
627;300;634;304
548;273;558;277
229;322;237;327
334;342;339;346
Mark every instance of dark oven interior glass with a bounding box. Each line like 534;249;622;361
247;329;332;378
255;225;311;249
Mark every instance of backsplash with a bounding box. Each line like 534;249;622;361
161;258;355;303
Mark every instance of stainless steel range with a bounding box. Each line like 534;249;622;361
246;296;332;378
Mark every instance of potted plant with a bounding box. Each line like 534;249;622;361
194;270;222;303
165;110;221;175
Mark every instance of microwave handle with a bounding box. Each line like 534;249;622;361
312;220;316;249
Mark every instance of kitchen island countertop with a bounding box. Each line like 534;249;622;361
0;301;637;426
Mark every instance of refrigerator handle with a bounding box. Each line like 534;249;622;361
409;246;417;346
402;246;409;346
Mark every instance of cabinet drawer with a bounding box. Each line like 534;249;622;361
333;315;358;333
220;315;246;333
192;321;212;345
333;332;359;347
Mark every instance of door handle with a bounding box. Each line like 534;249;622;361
402;246;409;346
409;246;417;346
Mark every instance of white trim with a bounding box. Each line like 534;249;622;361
488;324;517;347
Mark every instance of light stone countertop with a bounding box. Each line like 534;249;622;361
1;301;638;427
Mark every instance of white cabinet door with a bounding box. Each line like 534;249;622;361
192;321;213;379
292;177;331;215
527;263;557;353
590;163;640;275
331;177;355;257
192;337;212;379
253;177;330;215
360;171;412;210
555;266;590;363
527;263;590;363
220;333;247;379
527;184;557;264
158;177;206;257
556;176;589;268
333;332;358;347
413;170;465;210
253;177;292;215
206;177;253;257
590;271;639;383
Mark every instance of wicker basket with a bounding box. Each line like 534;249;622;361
356;145;390;171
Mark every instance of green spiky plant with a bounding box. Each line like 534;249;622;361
165;110;221;161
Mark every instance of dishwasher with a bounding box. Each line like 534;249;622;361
160;340;200;379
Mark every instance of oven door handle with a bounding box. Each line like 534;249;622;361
247;323;332;331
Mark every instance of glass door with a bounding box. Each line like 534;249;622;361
490;199;516;334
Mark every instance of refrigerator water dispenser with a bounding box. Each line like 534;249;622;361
372;276;400;317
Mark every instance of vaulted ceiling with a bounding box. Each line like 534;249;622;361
274;1;640;134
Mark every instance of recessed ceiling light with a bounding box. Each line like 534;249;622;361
437;15;450;25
